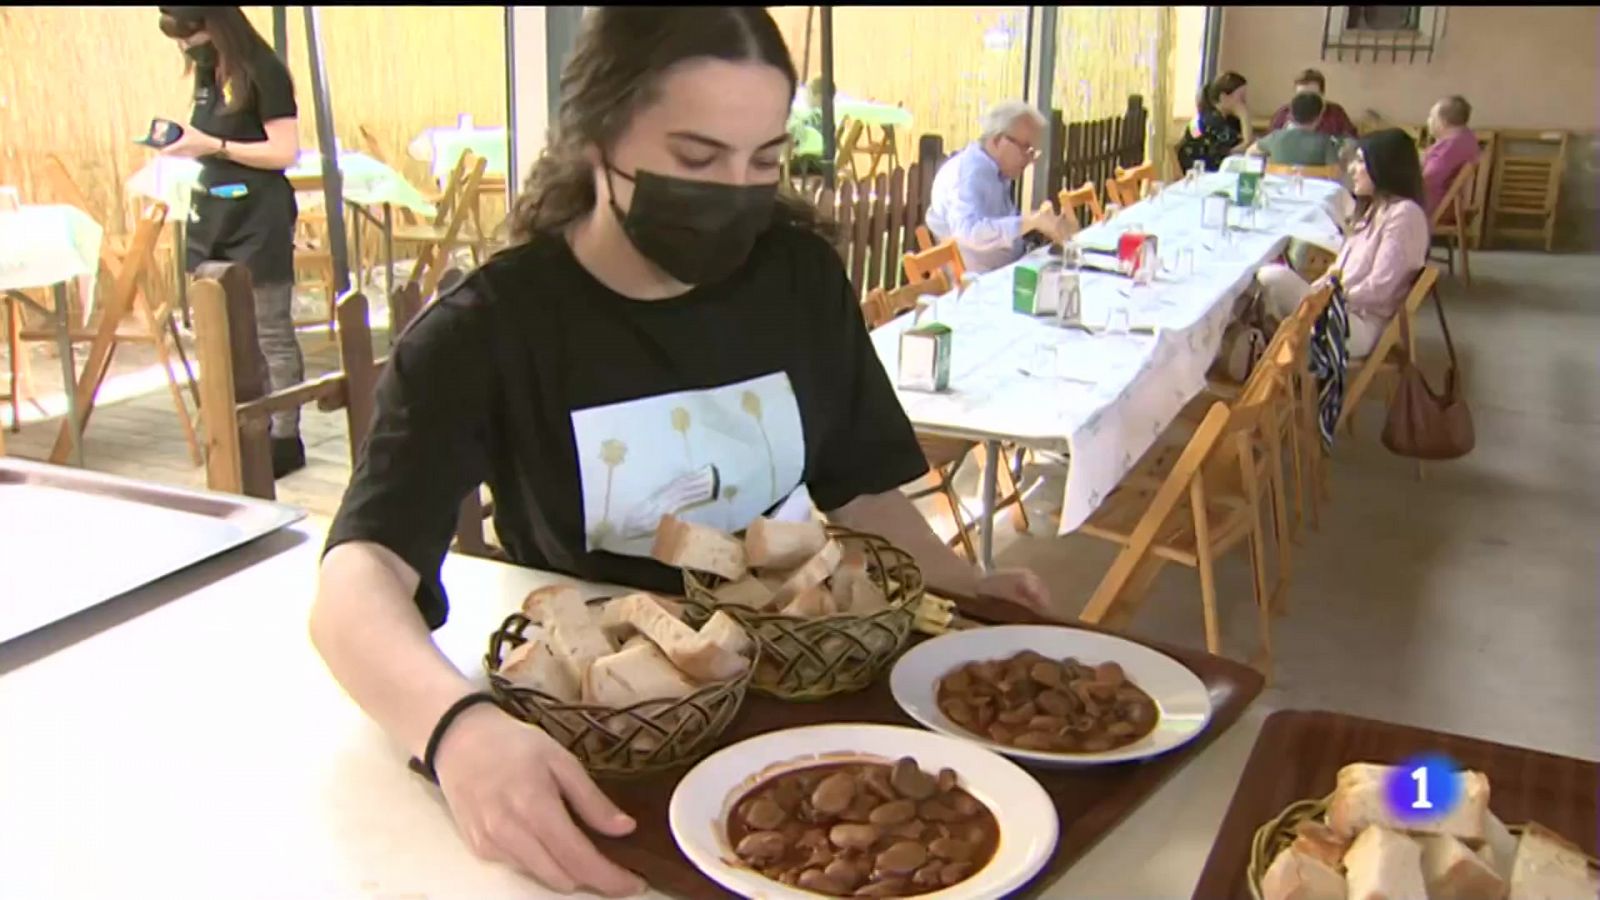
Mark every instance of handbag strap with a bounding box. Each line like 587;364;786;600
1396;276;1462;386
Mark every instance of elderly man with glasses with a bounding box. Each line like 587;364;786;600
926;100;1072;274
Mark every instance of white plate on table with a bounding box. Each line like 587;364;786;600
668;723;1058;900
890;626;1212;767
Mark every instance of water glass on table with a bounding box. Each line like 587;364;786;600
1291;166;1306;197
1103;298;1131;336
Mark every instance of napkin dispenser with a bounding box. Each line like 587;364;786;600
897;321;952;393
1012;259;1055;315
1235;169;1262;208
1117;232;1159;280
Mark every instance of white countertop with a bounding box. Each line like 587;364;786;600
0;521;1267;899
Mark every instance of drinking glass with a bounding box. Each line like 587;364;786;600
1188;161;1207;189
1179;246;1196;278
1103;298;1130;336
1103;202;1123;224
1291;165;1306;197
1148;180;1168;208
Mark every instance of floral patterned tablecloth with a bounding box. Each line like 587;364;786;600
870;173;1350;534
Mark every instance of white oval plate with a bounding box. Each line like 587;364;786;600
668;723;1057;900
890;625;1213;767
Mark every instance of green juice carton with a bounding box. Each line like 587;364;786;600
1235;169;1262;208
1013;259;1046;315
897;322;952;393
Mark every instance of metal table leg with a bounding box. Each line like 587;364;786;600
350;206;365;291
175;222;191;330
383;203;394;301
54;282;84;467
979;438;1001;573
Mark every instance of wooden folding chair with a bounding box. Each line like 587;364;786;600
903;238;967;287
39;202;202;466
1429;163;1477;284
1078;385;1281;674
835;118;867;182
914;225;936;253
1058;180;1105;228
1114;162;1157;199
398;153;488;301
1265;162;1343;180
1335;265;1441;479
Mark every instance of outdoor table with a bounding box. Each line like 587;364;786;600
789;94;913;166
0;511;1273;899
872;172;1352;571
0;203;104;466
127;151;437;310
408;119;510;186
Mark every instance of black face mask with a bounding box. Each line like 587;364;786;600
603;160;777;286
185;41;218;69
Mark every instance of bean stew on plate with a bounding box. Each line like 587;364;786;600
936;651;1159;754
727;757;999;897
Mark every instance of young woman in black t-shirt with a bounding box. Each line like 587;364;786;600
313;8;1052;896
1178;70;1254;173
155;6;307;476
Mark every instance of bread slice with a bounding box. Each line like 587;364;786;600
539;587;617;683
1418;833;1506;900
582;640;698;707
698;611;753;658
780;583;839;618
745;517;827;569
498;635;579;703
712;576;777;611
1291;819;1349;869
829;550;887;614
617;593;750;682
592;594;684;642
771;540;843;608
1479;812;1517;884
1344;825;1428;900
1330;764;1489;844
1507;822;1600;900
651;515;748;580
1261;846;1347;900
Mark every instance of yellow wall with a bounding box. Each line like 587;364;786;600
0;5;505;237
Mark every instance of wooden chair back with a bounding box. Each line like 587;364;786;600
914;225;936;253
1266;162;1342;180
1114;162;1157;198
836;118;867;182
1487;129;1568;251
1058;180;1105;227
861;271;951;329
407;153;487;301
43;201;180;464
1336;265;1441;434
903;238;967;287
1431;162;1477;232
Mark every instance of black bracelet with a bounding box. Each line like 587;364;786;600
409;691;501;784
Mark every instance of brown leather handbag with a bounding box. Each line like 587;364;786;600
1381;285;1475;459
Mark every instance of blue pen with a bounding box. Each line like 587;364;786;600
210;183;250;199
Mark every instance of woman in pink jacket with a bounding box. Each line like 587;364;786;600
1258;128;1430;357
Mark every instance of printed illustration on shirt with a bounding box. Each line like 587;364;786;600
572;371;805;558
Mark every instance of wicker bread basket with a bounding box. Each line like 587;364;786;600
680;526;923;701
484;606;754;778
1247;794;1600;900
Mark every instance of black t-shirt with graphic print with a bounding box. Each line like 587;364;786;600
325;225;928;629
189;44;297;188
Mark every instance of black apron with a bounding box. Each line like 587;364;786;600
184;174;297;287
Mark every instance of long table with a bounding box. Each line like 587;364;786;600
872;173;1352;570
0;518;1273;899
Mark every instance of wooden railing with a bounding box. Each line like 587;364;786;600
804;135;947;297
1044;96;1149;200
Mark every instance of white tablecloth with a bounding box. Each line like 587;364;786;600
873;173;1351;534
0;205;103;310
127;151;438;222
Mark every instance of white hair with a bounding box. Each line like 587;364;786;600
979;101;1047;141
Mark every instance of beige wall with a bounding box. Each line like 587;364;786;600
1218;6;1600;132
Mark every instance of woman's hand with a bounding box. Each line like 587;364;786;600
434;704;646;897
158;124;223;159
977;567;1055;619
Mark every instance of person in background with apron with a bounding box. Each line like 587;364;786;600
155;6;306;477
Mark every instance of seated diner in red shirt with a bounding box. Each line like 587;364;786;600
1422;94;1480;220
1268;68;1358;140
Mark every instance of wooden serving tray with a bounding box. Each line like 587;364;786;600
591;597;1266;899
1191;709;1600;899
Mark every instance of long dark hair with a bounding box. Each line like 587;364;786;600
1352;128;1425;225
509;7;824;244
1197;71;1247;119
159;6;284;115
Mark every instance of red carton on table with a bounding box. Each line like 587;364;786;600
1117;231;1158;279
